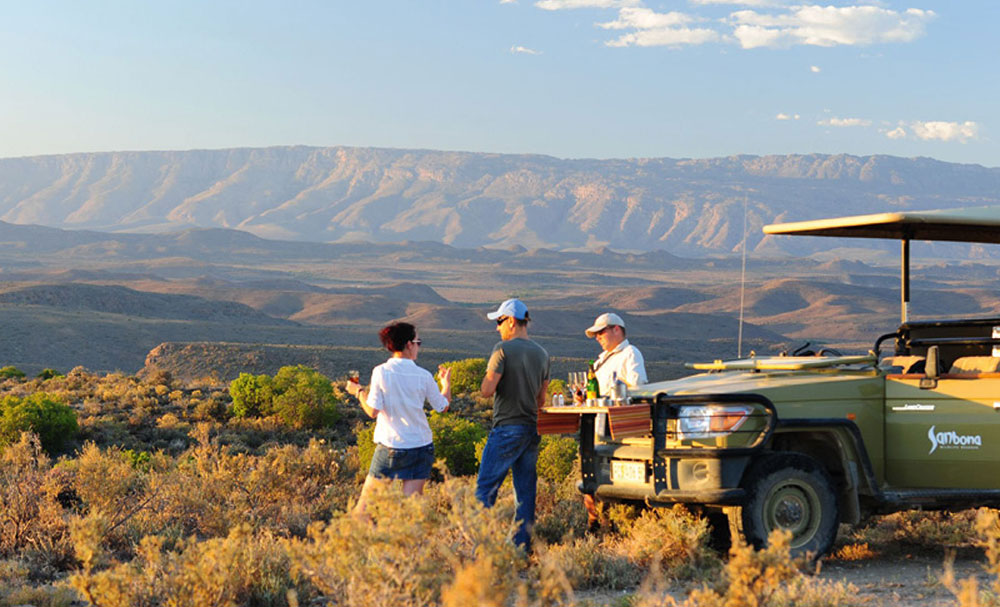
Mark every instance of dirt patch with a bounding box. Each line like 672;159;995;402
820;552;989;607
575;551;990;606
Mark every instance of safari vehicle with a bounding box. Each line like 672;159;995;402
575;206;1000;557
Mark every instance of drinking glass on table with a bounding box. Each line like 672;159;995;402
572;372;586;404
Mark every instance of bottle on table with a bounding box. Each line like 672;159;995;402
586;362;599;401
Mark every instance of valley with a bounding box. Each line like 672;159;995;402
1;221;998;382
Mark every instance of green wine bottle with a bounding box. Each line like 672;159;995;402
586;362;599;400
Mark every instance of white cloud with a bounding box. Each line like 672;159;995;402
885;126;907;139
775;113;800;120
818;117;872;127
598;7;694;30
510;45;541;54
535;0;639;9
810;65;821;73
691;0;784;5
879;121;978;142
605;27;721;47
500;0;518;4
598;7;720;47
535;2;935;51
910;120;979;142
730;6;935;49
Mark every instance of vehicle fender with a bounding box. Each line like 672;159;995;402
767;419;881;525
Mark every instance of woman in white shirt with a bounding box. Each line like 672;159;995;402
346;322;451;516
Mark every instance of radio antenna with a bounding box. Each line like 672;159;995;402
737;193;748;358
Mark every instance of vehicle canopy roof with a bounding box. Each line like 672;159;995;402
763;205;1000;322
763;205;1000;244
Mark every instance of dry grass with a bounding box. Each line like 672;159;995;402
844;510;983;554
632;530;862;607
6;370;1000;606
829;542;878;562
941;509;1000;607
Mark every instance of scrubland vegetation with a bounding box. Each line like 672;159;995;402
1;362;999;607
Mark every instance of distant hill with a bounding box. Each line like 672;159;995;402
2;147;999;256
0;270;793;377
0;283;292;324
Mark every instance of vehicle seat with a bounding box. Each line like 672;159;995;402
879;355;925;374
948;356;1000;374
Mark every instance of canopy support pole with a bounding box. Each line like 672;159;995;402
901;238;910;323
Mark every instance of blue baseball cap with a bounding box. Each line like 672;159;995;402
487;298;528;321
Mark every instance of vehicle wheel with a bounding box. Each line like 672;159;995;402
739;453;839;558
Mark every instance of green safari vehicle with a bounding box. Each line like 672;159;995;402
576;206;1000;557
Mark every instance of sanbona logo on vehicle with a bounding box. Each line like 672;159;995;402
928;425;982;454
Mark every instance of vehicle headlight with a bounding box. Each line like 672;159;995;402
677;405;754;440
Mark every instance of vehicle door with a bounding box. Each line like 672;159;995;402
885;373;1000;488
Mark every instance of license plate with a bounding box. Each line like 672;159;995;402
612;460;646;484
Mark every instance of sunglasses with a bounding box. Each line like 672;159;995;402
412;338;422;346
496;317;507;326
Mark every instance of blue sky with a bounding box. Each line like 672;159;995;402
1;1;997;166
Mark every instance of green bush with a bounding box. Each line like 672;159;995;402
36;368;62;380
0;366;26;379
122;448;152;472
439;358;487;396
229;367;340;430
354;422;376;478
269;365;341;429
428;412;488;476
547;378;567;397
353;414;487;478
228;373;274;418
0;392;78;453
537;435;578;484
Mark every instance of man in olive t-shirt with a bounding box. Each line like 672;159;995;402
477;298;550;550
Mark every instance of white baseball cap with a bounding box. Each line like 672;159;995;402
585;312;625;337
487;298;529;320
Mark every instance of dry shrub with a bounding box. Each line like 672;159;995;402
0;584;77;607
441;554;515;607
69;524;298;607
612;505;718;578
289;476;523;607
0;433;73;573
155;413;184;430
830;542;878;562
639;530;859;607
72;442;148;515
61;426;355;562
66;442;174;554
849;509;981;551
0;556;75;606
0;558;30;586
942;508;1000;607
536;536;641;591
151;426;352;538
533;476;589;544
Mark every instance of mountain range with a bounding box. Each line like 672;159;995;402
2;146;1000;378
3;147;999;256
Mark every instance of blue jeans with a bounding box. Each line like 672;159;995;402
476;424;540;549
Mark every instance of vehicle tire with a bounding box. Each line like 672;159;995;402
739;453;839;558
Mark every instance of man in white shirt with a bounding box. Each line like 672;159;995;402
582;311;647;532
586;312;647;394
